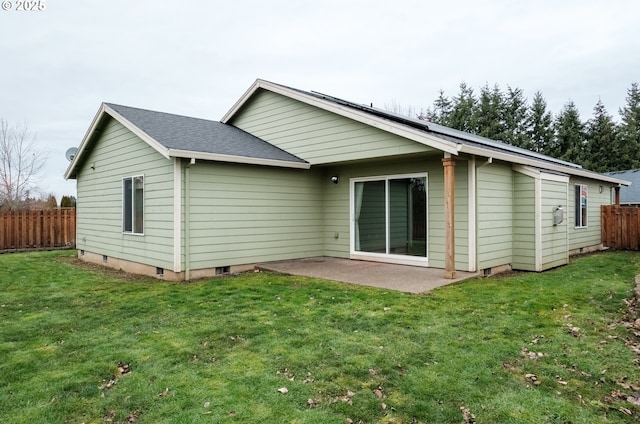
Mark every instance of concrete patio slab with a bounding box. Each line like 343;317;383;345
258;257;479;294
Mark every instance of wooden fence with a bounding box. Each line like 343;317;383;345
601;205;640;250
0;208;76;252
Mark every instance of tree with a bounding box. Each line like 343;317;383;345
0;119;46;209
502;86;529;148
60;195;77;208
526;91;554;154
584;100;619;172
473;83;504;140
447;82;477;132
617;82;640;170
550;101;585;164
419;89;452;124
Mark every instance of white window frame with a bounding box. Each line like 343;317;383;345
123;175;144;235
350;173;429;267
574;184;588;228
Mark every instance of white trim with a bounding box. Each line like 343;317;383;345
512;165;570;183
104;105;171;159
468;157;477;272
122;174;145;235
221;79;461;156
349;173;429;267
167;148;310;169
574;184;589;228
221;80;630;187
64;103;108;179
173;158;182;273
534;175;543;271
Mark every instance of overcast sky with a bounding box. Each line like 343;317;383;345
1;0;639;200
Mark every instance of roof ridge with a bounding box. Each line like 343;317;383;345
105;102;215;123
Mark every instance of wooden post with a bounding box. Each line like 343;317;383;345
615;186;620;206
442;156;456;279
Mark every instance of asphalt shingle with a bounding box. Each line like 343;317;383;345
106;103;307;164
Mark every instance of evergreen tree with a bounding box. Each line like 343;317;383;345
60;195;76;208
419;89;452;124
447;82;477;132
502;86;529;148
526;91;554;154
551;101;585;164
584;100;619;172
473;83;504;140
617;82;640;169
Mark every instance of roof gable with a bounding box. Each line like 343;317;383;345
222;79;630;186
65;103;309;179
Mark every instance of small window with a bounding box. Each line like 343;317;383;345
123;175;144;234
575;184;587;228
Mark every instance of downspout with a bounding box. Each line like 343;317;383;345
185;158;196;281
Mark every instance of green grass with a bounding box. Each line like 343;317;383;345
1;251;639;423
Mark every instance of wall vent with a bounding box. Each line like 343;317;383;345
215;266;231;275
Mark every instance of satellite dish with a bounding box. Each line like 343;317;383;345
65;147;78;162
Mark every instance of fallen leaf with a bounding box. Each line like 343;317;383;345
278;387;288;394
460;406;477;423
374;389;384;398
203;401;210;408
619;407;633;416
369;368;379;376
159;388;169;397
627;395;640;406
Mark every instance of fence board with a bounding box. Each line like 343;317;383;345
602;205;640;251
0;208;76;252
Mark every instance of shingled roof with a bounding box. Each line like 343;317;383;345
106;103;307;164
65;102;309;179
604;169;640;204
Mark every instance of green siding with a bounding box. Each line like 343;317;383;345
76;118;175;269
540;179;568;269
230;90;433;164
185;162;324;269
321;156;469;270
477;163;513;270
568;178;612;251
512;172;536;271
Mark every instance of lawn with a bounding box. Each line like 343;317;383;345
1;251;639;423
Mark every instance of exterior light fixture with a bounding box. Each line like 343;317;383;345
331;176;339;184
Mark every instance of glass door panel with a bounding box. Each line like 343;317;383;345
354;180;386;253
389;177;426;257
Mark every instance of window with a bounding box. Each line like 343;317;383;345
575;184;587;228
123;176;144;234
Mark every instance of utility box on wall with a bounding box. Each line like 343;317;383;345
553;206;564;226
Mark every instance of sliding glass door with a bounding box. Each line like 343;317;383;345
352;174;427;262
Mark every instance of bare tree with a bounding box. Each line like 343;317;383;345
0;119;47;209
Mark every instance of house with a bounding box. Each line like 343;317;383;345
604;169;640;205
64;79;630;280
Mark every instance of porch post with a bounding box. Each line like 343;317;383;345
615;186;620;206
442;156;456;279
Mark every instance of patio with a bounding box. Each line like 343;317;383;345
258;257;479;294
